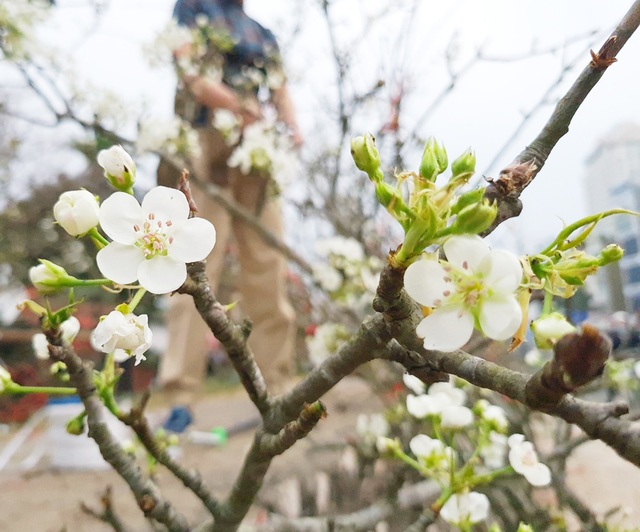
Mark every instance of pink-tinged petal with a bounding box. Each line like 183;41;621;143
443;234;490;271
97;243;144;284
142;186;190;223
99;192;144;245
168;218;217;263
404;259;453;307
138;256;186;294
478;295;522;341
477;249;523;293
416;306;474;352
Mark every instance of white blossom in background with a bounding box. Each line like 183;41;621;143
475;399;509;431
440;405;474;429
312;263;343;292
90;310;152;365
0;0;50;60
31;316;80;360
136;116;201;160
508;434;552;486
404;234;523;352
480;431;509;469
142;18;193;67
68;78;134;130
356;413;389;448
409;434;456;471
212;109;241;145
402;373;426;395
228;118;298;189
53;189;100;236
406;379;467;420
97;186;216;294
305;322;351;367
439;492;490;527
315;236;365;263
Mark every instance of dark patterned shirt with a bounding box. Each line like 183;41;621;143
173;0;282;125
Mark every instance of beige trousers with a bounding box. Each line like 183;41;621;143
157;128;296;404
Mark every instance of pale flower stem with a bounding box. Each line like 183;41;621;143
542;290;554;315
10;384;77;395
87;227;109;249
128;288;147;313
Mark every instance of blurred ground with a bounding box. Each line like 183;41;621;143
1;376;640;531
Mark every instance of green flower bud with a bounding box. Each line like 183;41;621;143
450;147;476;178
0;366;13;393
350;134;382;181
66;412;86;436
516;524;534;532
450;188;485;215
451;200;497;235
419;138;447;182
29;260;74;295
598;243;624;266
531;312;577;350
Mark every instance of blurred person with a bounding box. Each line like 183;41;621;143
158;0;303;432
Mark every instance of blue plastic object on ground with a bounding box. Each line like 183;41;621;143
162;406;194;433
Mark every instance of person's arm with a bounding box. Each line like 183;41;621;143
174;42;261;126
272;82;303;148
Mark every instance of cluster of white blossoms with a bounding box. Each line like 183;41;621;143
0;0;49;60
227;118;298;190
27;145;217;367
404;234;523;352
136;115;201;160
212;109;242;145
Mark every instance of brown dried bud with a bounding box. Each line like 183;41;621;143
486;160;538;199
552;323;611;390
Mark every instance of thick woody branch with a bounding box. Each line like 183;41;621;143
484;0;640;228
49;345;190;531
119;392;220;517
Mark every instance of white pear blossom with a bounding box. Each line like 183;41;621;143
480;431;509;469
31;316;80;360
404;234;523;352
315;236;365;263
97;145;136;187
96;186;216;294
312;263;343;292
402;373;426;395
406;379;466;419
440;405;473;429
91;310;152;365
53;190;100;236
440;492;490;527
410;434;446;459
29;260;72;295
212;109;241;145
508;434;551;486
356;413;389;448
476;399;509;431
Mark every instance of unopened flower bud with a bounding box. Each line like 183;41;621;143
450;147;476;178
376;436;401;456
50;361;68;376
450;188;485;215
350;134;381;180
516;524;534;532
97;145;136;192
29;260;73;295
66;413;86;435
531;312;577;350
0;366;13;393
53;189;100;237
598;243;624;266
419;138;447;182
451;200;497;235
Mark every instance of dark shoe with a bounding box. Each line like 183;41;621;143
162;406;193;433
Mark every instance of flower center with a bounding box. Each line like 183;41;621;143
133;212;173;259
442;262;487;309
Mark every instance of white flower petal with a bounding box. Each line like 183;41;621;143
168;217;216;263
137;255;187;294
141;186;190;223
97;243;145;284
443;234;490;271
403;373;426;395
99;192;144;244
477;249;523;293
523;462;552;487
441;405;474;429
409;434;444;458
440;492;490;525
404;259;452;307
416;306;474;352
478;295;522;341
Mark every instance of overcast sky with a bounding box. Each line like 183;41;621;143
28;0;640;254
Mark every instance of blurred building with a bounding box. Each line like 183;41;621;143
584;123;640;311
